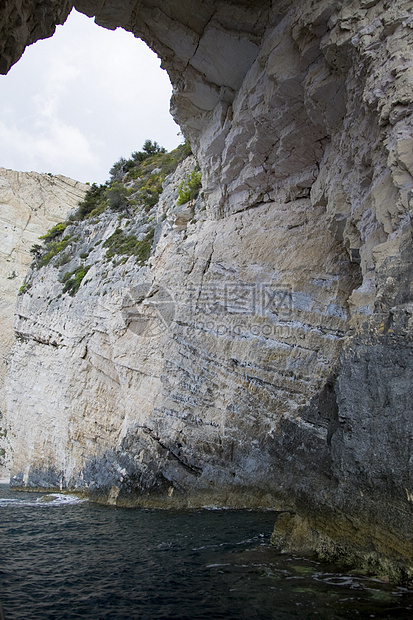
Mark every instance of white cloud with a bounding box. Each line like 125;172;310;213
0;117;100;178
0;9;181;184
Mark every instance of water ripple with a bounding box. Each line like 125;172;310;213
1;486;413;619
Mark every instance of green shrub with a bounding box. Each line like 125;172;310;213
71;183;106;220
39;222;68;242
130;140;166;163
106;181;130;212
54;252;71;268
30;243;43;257
38;235;75;268
18;282;30;295
61;271;73;284
109;157;128;180
103;227;154;264
61;265;90;296
176;169;202;206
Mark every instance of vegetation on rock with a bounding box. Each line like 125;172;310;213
37;235;76;268
24;140;194;295
70;140;192;222
60;265;91;296
18;282;30;296
109;140;166;180
71;183;107;220
39;222;69;242
176;168;202;206
103;227;155;264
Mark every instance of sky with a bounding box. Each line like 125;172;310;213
0;9;182;185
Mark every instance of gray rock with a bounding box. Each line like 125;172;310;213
1;0;413;578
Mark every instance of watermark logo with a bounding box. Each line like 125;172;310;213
122;282;175;340
186;282;293;319
183;320;293;339
121;280;293;339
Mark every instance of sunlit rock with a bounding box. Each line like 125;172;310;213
0;168;87;477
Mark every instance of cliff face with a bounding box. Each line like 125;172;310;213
0;169;87;478
6;151;357;504
1;0;413;576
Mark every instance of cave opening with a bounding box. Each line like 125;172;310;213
0;8;181;184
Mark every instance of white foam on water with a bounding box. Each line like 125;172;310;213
205;563;232;568
0;497;41;507
36;493;88;505
201;505;234;510
0;493;88;507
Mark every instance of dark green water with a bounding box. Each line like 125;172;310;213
1;484;413;619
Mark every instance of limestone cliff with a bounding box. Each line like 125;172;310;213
0;169;87;477
1;0;413;578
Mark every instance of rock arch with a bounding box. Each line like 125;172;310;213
1;1;348;214
2;0;413;576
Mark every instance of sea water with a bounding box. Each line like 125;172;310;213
1;484;413;619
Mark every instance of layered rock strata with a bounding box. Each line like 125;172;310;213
1;0;413;577
7;155;358;503
0;169;87;477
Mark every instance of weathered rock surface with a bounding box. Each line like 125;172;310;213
1;0;413;578
7;155;358;505
0;169;87;477
0;0;72;74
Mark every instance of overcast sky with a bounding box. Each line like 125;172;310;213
0;9;181;185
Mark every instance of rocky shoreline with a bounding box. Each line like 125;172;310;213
0;0;412;581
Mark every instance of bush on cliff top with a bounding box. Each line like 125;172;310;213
71;140;192;222
73;183;107;220
30;140;192;273
109;140;166;179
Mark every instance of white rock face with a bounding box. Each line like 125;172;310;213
2;0;413;573
0;169;87;477
6;156;356;505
